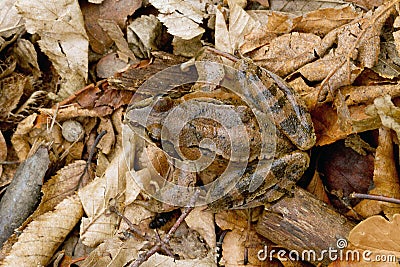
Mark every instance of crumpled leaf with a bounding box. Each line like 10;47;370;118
98;19;136;63
353;127;400;218
294;5;359;36
298;2;393;102
0;74;26;120
13;38;41;79
269;0;347;13
0;195;83;267
367;95;400;141
150;0;205;40
80;0;141;54
127;14;162;57
78;125;136;247
215;4;260;54
349;214;400;258
10;113;37;161
0;0;24;49
185;207;216;250
141;252;215;267
16;0;89;100
79;237;145;267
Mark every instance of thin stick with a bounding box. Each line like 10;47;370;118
350;193;400;205
78;130;107;188
131;190;199;267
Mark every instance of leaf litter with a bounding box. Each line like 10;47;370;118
0;0;400;266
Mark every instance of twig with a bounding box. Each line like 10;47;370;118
77;130;107;188
109;204;150;241
131;190;199;267
350;193;400;205
0;161;20;165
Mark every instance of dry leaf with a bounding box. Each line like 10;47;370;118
0;195;83;267
150;0;206;40
98;19;136;63
32;160;86;219
0;74;26;120
16;0;89;100
96;52;130;79
97;117;115;155
13;38;41;79
270;0;352;13
252;32;321;76
10;113;37;161
306;171;331;204
294;5;359;36
353;127;400;218
79;125;136;247
185;207;216;250
141;252;215;267
368;95;400;141
215;7;232;54
127;14;162;57
349;214;400;258
0;0;23;39
80;0;141;54
79;237;143;267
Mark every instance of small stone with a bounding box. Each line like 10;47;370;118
62;120;84;142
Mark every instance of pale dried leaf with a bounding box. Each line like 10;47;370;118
80;237;143;267
1;195;83;267
221;228;268;266
142;252;216;267
150;0;205;40
79;126;137;246
270;0;348;14
252;32;321;76
185;207;216;250
16;0;88;100
295;5;360;36
369;95;400;141
354;127;400;218
39;106;101;121
13;38;41;79
215;7;232;54
98;19;136;63
10;113;37;161
242;11;302;54
349;214;400;258
0;0;23;38
97;117;115;155
127;14;162;52
229;4;259;52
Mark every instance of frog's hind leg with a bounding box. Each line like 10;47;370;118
259;151;310;204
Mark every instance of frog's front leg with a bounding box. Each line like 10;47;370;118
207;151;310;212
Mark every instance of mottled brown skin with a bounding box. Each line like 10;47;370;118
125;57;316;211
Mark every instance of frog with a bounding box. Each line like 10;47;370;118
124;52;316;211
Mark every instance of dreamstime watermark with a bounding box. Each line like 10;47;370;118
257;238;399;263
123;60;279;207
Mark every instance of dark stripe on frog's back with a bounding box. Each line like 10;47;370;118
249;65;315;150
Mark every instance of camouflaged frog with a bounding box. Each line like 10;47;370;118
124;54;316;211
